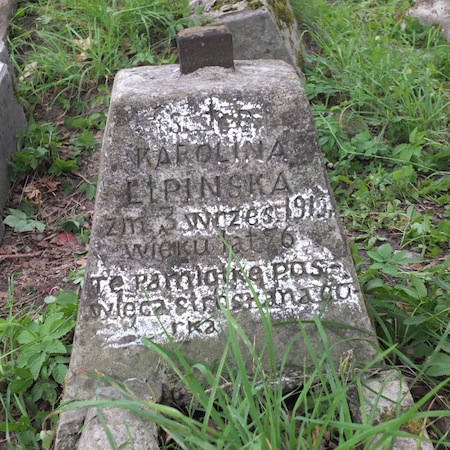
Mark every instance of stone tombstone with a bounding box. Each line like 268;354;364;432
57;58;376;447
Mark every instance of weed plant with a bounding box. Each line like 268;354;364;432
0;288;77;449
9;0;193;116
291;0;450;385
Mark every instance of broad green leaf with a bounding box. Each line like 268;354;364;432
32;220;46;233
9;378;33;394
403;316;428;325
44;320;76;341
27;353;47;380
364;278;387;291
427;352;450;377
3;209;45;233
391;164;416;181
5;208;27;220
382;266;398;276
378;243;393;259
41;340;67;354
39;429;55;450
0;421;30;432
16;343;43;368
39;313;64;335
14;367;33;379
52;363;68;385
17;329;39;344
48;158;79;176
31;380;58;403
412;342;432;358
411;277;428;299
367;251;385;262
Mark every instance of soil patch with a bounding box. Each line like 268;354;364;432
0;142;100;317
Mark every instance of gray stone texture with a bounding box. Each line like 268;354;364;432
0;0;16;41
190;0;303;72
56;60;376;447
349;371;434;450
408;0;450;41
0;60;26;241
76;384;159;450
0;0;26;242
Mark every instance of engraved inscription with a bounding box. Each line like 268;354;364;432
136;140;287;169
123;170;292;205
92;235;362;346
91;92;362;348
103;190;335;239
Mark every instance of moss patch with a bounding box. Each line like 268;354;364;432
268;0;295;29
246;0;264;9
296;47;305;69
380;409;425;436
211;0;241;12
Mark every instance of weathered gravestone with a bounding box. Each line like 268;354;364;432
56;29;377;448
190;0;305;72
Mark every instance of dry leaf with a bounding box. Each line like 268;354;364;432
23;183;42;204
39;177;60;192
18;61;38;82
74;37;94;62
54;232;78;246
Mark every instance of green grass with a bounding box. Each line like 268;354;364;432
9;0;194;117
2;0;450;447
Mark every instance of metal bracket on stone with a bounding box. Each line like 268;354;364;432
177;25;234;74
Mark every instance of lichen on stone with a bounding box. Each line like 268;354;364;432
296;47;305;69
268;0;295;29
380;409;425;436
246;0;264;9
211;0;241;12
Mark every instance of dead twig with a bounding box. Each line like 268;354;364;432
0;251;42;260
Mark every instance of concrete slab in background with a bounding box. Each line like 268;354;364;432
408;0;450;41
349;371;434;450
190;0;304;73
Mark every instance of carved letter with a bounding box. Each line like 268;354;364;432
196;144;212;163
176;143;189;165
267;140;285;160
201;176;220;198
164;178;181;201
272;172;291;194
157;147;171;166
127;180;143;204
